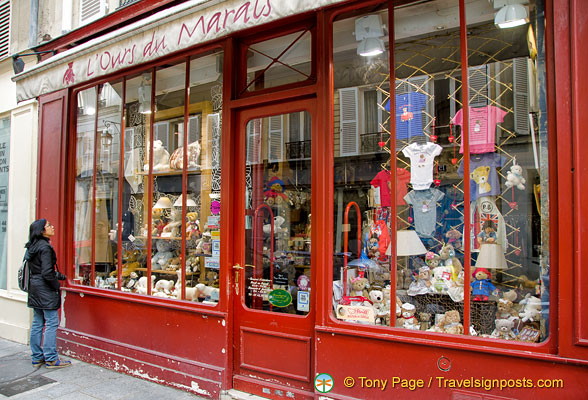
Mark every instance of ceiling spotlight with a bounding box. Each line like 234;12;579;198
357;37;385;57
354;14;386;57
495;4;529;29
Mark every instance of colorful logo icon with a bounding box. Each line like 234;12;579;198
314;373;334;393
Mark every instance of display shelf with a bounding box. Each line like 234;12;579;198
136;168;201;177
135;267;197;276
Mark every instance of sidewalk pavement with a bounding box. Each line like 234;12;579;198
0;337;207;400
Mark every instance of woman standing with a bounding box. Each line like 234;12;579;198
26;219;71;368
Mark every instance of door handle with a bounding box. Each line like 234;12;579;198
233;264;243;295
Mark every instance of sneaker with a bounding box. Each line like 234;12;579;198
45;359;72;369
32;359;45;367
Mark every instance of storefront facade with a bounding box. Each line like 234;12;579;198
11;0;588;398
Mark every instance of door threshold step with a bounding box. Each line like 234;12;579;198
221;389;270;400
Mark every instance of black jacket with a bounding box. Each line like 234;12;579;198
27;238;65;310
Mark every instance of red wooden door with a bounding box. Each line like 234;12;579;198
232;98;316;399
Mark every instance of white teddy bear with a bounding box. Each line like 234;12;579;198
144;140;170;172
505;162;526;190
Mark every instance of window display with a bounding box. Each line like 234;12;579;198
73;51;224;305
332;1;550;343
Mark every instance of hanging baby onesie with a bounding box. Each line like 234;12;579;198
452;105;507;154
370;168;411;207
404;188;444;238
385;91;428;140
457;152;505;202
402;142;443;190
469;196;508;252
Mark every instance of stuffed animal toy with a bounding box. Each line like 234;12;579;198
196;283;220;301
419;312;432;330
349;276;369;298
154;279;175;295
135;275;155;295
162;209;183;237
196;230;212;255
152;208;167;236
366;234;380;259
437;310;464;335
519;294;541;322
151;240;175;269
496;298;518;320
505;162;526;190
470;267;498;301
111;249;143;277
174;270;199;301
407;266;432;296
169;141;201;170
122;271;140;290
165;256;181;271
369;289;387;324
517;275;539;289
144;140;170;172
430;265;453;294
445;228;462;250
396;303;419;329
447;271;465;302
439;243;463;279
263;215;288;235
396;268;412;290
492;318;518;340
186;211;200;240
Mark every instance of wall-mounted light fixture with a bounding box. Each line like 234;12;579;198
12;50;57;74
354;14;386;57
494;0;529;29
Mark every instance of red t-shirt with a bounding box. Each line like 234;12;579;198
370;169;411;207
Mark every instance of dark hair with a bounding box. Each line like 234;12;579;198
25;219;48;248
482;220;496;230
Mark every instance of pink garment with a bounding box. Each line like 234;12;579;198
370;169;411;207
453;105;507;154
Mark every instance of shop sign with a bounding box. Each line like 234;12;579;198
14;0;347;101
268;289;292;307
336;304;375;323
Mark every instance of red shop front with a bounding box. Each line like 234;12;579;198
14;0;588;398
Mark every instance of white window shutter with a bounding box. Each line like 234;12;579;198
247;119;262;165
339;87;359;156
468;65;489;108
80;0;106;25
153;122;169;150
513;57;530;135
0;1;9;59
268;115;283;163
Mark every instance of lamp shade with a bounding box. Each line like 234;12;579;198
495;4;528;29
475;243;507;269
173;194;196;207
388;230;428;256
153;197;172;209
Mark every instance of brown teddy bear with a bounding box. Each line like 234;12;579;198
395;303;419;329
439;243;463;278
349;276;369;297
437;310;464;335
496;298;518;320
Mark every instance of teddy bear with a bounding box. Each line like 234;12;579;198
151;240;175;269
519;294;541;322
396;303;419;329
419;312;432;330
439;243;463;279
430;265;453;294
169;140;201;170
470;267;498;301
445;228;462;250
152;208;167;236
166;256;181;271
263;215;288;235
186;211;200;240
195;229;212;255
111;249;143;277
369;289;387;325
447;271;465;302
366;234;380;259
144;140;170;172
407;265;432;296
162;208;182;237
349;276;369;298
496;298;518;320
505;162;526;190
437;310;464;335
492;318;518;340
470;165;491;194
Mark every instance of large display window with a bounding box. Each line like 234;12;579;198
73;50;224;305
332;0;549;344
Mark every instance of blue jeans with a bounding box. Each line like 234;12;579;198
30;308;59;362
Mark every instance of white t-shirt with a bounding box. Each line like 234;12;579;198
402;142;443;190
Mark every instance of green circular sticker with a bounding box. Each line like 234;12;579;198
268;289;292;307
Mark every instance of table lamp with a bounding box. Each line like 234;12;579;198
475;243;507;269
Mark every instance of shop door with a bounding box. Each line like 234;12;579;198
232;99;316;399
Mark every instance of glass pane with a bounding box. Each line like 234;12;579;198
120;72;151;293
244;112;312;315
74;87;97;285
92;82;122;289
245;30;312;92
465;0;549;342
0;117;9;290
